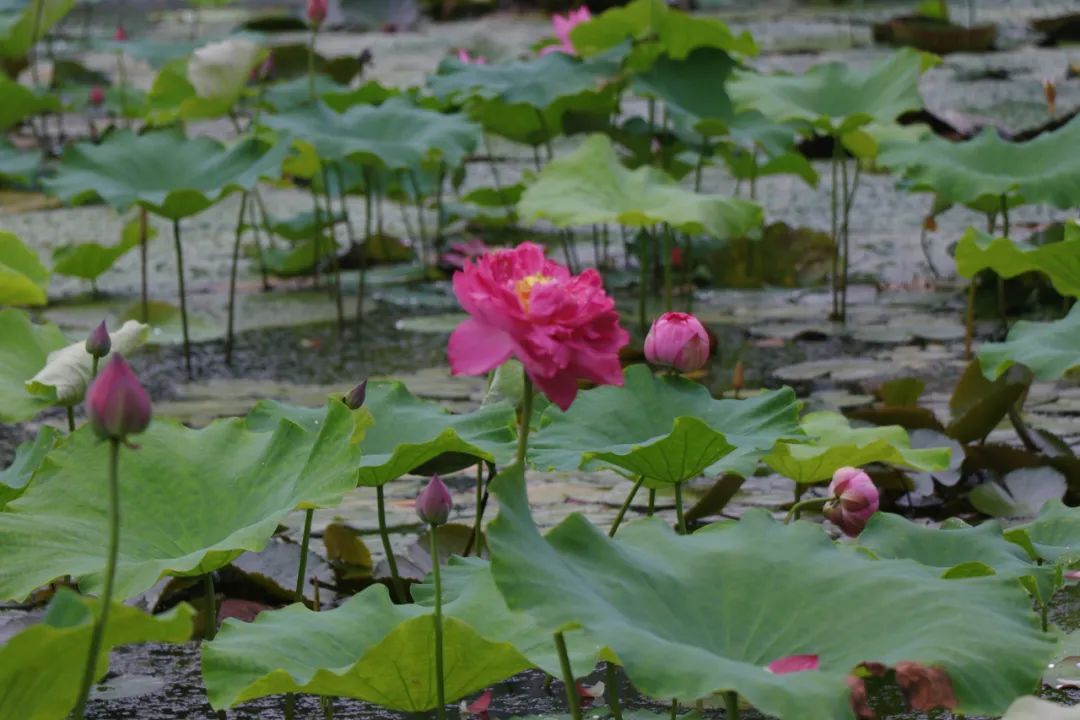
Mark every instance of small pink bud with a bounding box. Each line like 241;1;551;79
306;0;327;27
114;25;128;42
85;320;111;358
644;312;710;373
88;86;106;106
823;467;879;537
415;474;452;526
343;379;367;409
85;354;152;442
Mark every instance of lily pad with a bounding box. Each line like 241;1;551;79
979;303;1080;381
0;400;364;601
0;230;48;306
0;589;193;720
970;467;1068;520
487;465;1054;718
765;411;951;484
529;364;802;482
955;223;1080;298
0;309;68;423
518;134;762;238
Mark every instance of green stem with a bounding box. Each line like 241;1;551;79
829;136;840;320
605;662;623;720
407;170;430;268
358;166;373;327
647;488;656;517
670;699;678;720
674;482;687;535
295;508;314;599
203;572;217;640
535;108;554;161
609;475;646;538
172;219;192;378
515;373;534;468
139;208;149;323
554;631;581;720
784;497;829;524
72;439;120;720
376;485;405;603
472;462;485;555
225;192;249;365
91;356;99;380
67;405;76;433
662;225;673;310
430;527;446;720
307;26;317;100
638;230;649;337
321;697;334;719
724;691;738;719
320;164;345;334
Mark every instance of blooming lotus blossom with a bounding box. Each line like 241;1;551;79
85;354;151;442
448;242;628;410
766;654;819;674
416;475;452;526
540;6;590;56
823;467;879;537
644;312;710;373
456;49;487;65
88;86;106;107
307;0;327;27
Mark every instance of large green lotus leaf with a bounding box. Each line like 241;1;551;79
765;411;951;484
978;303;1080;381
201;584;529;711
0;75;59;130
260;98;480;171
631;47;735;131
0;400;364;601
184;37;266;119
25;319;149;407
45;130;289;219
246;380;516;485
51;217;149;282
0;309;67;423
529;364;801;482
878;116;1080;208
569;0;756;60
0;230;48;306
1005;501;1080;566
0;426;58;508
465;90;615;147
729;49;923;135
955;224;1080;298
518;134;762;238
0;0;74;58
487;464;1055;718
0;588;193;720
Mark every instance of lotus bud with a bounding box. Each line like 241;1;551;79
823;466;879;537
644;312;710;373
85;320;112;358
1043;77;1056;118
85;354;152;442
89;86;106;106
114;24;127;41
343;379;367;409
306;0;327;27
416;474;452;526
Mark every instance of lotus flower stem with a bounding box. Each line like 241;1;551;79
204;572;217;640
72;439;121;720
471;462;485;554
249;189;275;289
535;109;554;161
429;526;447;720
669;699;677;720
407;170;430;267
554;631;581;720
647;488;656;516
609;475;646;538
532;144;542;173
724;691;738;719
839;159;861;323
998;194;1010;327
638;231;649;336
784;497;828;524
964;280;975;359
295;508;314;599
358;165;373;326
376;485;406;603
67;405;76;432
515;374;535;468
139;208;149;322
829;136;840;320
172;219;193;378
225;192;249;365
434;162;446;250
673;482;686;534
605;663;623;720
320;164;345;333
310;183;324;289
662;225;673;310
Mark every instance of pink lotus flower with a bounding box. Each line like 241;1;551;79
767;654;819;674
416;474;452;526
540;6;591;56
88;86;106;107
85;320;111;357
113;25;127;42
448;242;628;410
307;0;327;27
823;467;879;537
644;312;710;373
456;49;487;65
85;354;151;442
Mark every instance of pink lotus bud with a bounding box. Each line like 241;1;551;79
343;379;367;409
306;0;327;27
415;474;452;526
88;86;106;106
85;354;152;442
85;320;111;358
644;312;710;373
114;25;127;42
823;467;879;537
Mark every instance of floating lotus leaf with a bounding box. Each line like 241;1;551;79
487;465;1054;718
529;364;802;482
260;98;480;171
1005;501;1080;566
765;411;951;484
26;319;149;407
0;589;193;720
51;217;150;282
45;130;289;219
878;115;1080;207
202;557;598;710
978;304;1080;381
0;399;364;601
0;0;75;58
955;223;1080;298
0;426;58;508
729;48;923;136
0;230;48;306
518;134;762;238
246;380;516;485
0;309;67;423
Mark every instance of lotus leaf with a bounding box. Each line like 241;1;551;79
765;411;951;484
529;365;802;481
729;48;923;136
26;319;149;407
0;0;75;58
518;134;762;238
260;98;480;171
0;399;364;601
631;47;735;131
45;130;290;220
0;230;48;306
955;224;1080;298
246;379;516;485
970;467;1068;520
184;37;266;119
0;309;67;423
0;75;59;131
1005;501;1080;566
978;304;1080;381
51;217;149;282
0;589;193;720
0;426;57;508
0;140;40;181
202;558;599;710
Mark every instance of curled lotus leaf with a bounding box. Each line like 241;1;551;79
955;223;1080;299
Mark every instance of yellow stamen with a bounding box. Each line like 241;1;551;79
514;272;554;311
